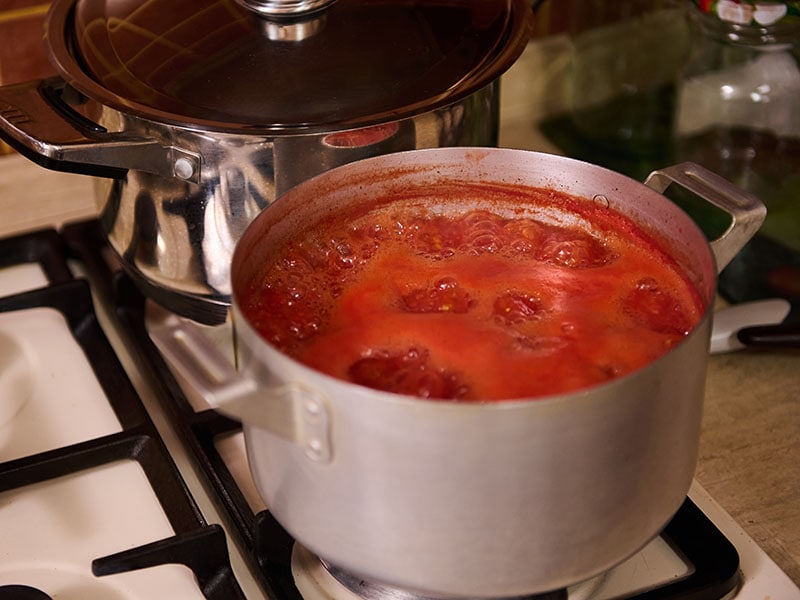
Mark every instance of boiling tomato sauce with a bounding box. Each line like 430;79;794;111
240;185;705;401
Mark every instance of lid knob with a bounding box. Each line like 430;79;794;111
235;0;336;19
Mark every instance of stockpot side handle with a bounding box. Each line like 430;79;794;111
0;77;201;183
644;162;766;273
151;321;332;463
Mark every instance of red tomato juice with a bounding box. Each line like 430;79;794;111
239;185;705;401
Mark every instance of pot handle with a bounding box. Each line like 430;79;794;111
0;77;201;183
150;320;332;463
643;162;766;272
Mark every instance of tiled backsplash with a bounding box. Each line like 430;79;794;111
0;1;53;155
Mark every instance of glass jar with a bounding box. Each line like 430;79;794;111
674;0;800;305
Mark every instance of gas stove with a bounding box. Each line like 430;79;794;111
0;218;798;600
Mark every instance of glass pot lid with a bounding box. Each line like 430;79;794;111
45;0;534;133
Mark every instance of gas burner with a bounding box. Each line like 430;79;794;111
324;563;568;600
291;544;574;600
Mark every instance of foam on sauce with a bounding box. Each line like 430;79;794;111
240;186;704;401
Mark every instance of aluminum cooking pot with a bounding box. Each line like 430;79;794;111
0;0;533;324
153;148;765;598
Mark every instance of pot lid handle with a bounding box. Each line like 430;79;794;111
0;77;200;183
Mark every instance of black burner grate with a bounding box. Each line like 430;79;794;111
0;225;244;600
59;218;742;600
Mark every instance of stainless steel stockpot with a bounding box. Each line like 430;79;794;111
154;148;765;597
0;0;533;323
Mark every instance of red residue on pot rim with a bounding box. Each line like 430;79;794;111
323;123;401;148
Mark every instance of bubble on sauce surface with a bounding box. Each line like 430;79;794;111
535;230;616;269
347;347;470;400
294;240;331;272
404;215;463;259
622;277;694;336
347;223;387;262
401;277;475;314
328;239;357;270
560;321;576;336
596;362;622;379
493;291;545;325
279;249;315;275
367;223;387;239
509;238;534;254
498;218;542;257
463;212;506;254
243;275;329;350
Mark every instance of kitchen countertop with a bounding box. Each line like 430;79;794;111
0;34;798;588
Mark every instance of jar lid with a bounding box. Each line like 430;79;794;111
45;0;533;133
692;0;800;26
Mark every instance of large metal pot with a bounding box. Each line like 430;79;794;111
0;0;533;324
153;148;765;597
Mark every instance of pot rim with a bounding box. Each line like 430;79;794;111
44;0;534;134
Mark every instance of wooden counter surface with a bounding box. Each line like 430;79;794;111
0;34;797;587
